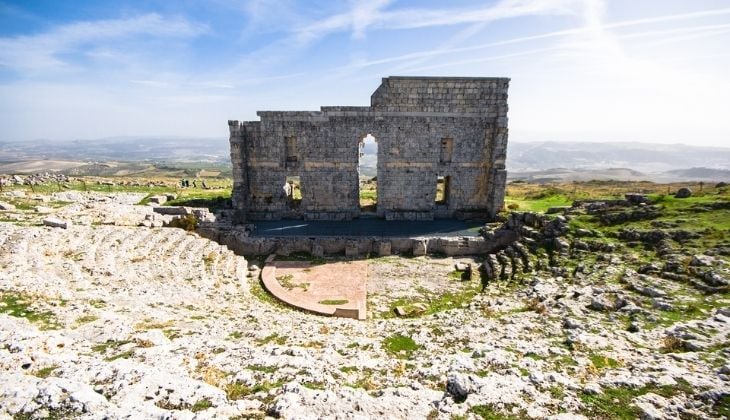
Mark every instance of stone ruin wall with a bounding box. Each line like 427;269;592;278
229;76;509;222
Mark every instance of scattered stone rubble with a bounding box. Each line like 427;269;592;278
0;190;727;418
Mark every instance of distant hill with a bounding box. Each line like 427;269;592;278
506;167;647;183
663;167;730;180
0;137;229;163
506;141;730;173
1;137;728;182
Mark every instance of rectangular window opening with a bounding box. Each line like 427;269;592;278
435;175;450;205
285;136;298;162
440;137;453;163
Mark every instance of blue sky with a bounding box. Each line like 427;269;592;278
1;0;729;146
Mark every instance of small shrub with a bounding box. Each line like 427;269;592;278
548;385;565;399
190;398;212;412
471;404;524;419
167;214;197;231
33;365;59;378
76;315;98;324
589;353;621;369
255;333;287;345
202;252;216;268
662;335;686;353
525;297;548;315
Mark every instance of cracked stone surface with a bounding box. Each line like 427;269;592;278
0;191;728;419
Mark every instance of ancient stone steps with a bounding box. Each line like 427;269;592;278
133;228;176;260
156;229;190;260
118;226;158;255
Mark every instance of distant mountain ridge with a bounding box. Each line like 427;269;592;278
0;137;230;163
507;141;730;173
0;137;728;182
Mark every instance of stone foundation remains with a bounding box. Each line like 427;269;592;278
229;76;509;221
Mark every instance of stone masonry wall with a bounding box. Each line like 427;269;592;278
229;76;509;221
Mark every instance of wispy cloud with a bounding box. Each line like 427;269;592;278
0;14;208;73
346;5;730;71
294;0;578;43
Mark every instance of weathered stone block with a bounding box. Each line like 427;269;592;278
375;241;391;256
412;239;428;256
345;240;359;257
43;217;71;229
312;243;324;258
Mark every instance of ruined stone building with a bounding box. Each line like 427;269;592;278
228;76;509;221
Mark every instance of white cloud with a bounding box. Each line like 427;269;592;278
294;0;579;43
346;5;730;71
0;14;208;73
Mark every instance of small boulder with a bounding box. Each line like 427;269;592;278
454;262;470;271
588;295;615;311
394;303;428;317
148;195;167;204
690;255;715;267
583;383;602;395
625;193;649;204
0;201;16;211
446;373;473;401
562;317;582;330
43;217;71;229
546;206;571;214
675;187;692;198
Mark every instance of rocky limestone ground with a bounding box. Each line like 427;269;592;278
0;190;728;419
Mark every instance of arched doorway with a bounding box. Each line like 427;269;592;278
358;134;377;214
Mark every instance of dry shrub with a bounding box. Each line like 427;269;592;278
168;214;198;231
526;297;548;315
662;335;685;353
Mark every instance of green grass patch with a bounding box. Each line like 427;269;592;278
190;398;213;412
318;299;348;305
91;339;132;354
359;190;376;200
256;333;287;346
471;404;524;419
504;194;572;213
76;315;98;324
379;279;481;319
166;189;231;212
302;381;326;390
589;353;621;369
276;274;309;291
226;380;283;400
0;290;60;330
246;364;278;373
448;269;467;280
105;349;136;362
33;365;59;378
580;380;695;419
382;334;420;359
